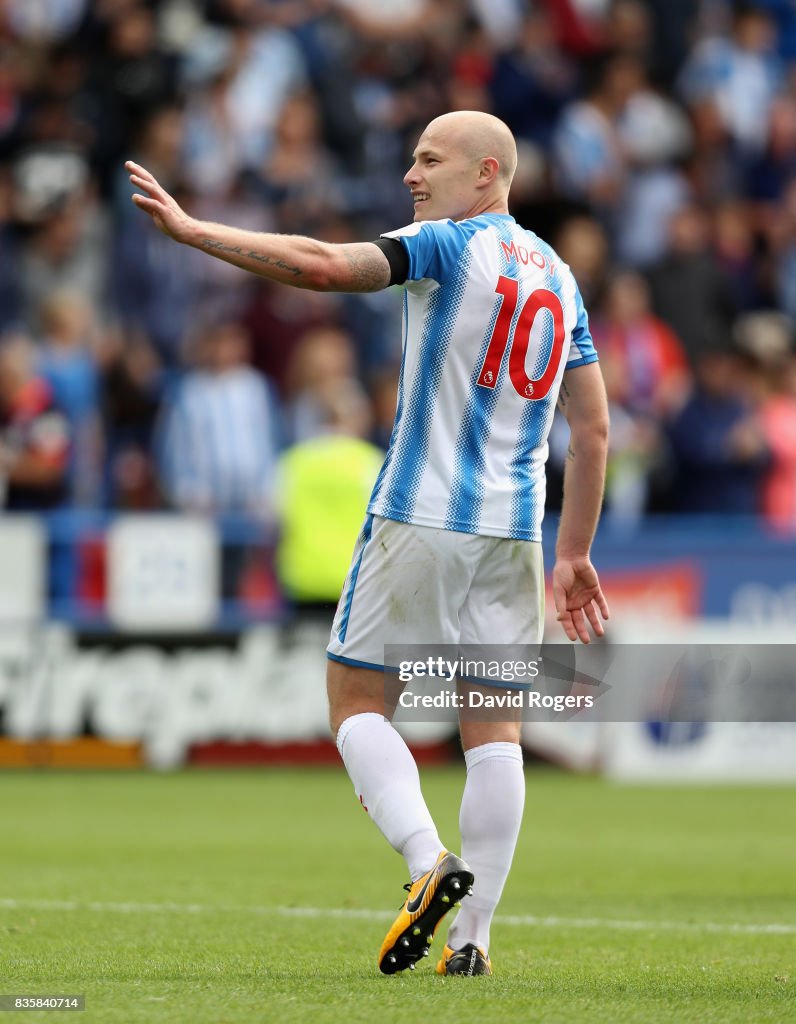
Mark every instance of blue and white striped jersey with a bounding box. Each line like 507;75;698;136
157;366;280;514
367;213;597;542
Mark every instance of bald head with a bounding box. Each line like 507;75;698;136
405;111;518;221
421;111;518;187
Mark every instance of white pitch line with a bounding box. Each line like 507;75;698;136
1;898;794;936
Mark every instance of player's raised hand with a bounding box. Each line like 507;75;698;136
126;160;195;243
552;555;609;644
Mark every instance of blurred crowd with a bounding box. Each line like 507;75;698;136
1;0;796;547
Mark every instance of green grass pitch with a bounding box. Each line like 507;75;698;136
1;768;794;1023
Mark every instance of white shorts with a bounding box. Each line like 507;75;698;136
327;515;544;670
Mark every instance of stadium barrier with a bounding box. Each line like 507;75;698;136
0;513;794;775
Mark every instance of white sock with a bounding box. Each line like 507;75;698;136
446;742;525;953
336;713;444;881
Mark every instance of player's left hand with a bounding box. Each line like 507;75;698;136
552;556;609;644
126;160;195;244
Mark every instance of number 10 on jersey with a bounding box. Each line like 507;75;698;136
477;277;565;401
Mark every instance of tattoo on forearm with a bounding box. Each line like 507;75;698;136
201;239;302;277
567;444;575;461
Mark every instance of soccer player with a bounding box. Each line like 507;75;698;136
127;110;610;977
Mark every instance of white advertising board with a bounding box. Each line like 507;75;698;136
0;516;45;623
107;516;219;631
602;621;796;782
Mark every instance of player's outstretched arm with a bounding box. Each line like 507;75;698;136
126;160;392;293
553;361;610;644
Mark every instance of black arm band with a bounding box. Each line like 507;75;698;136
372;237;410;286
